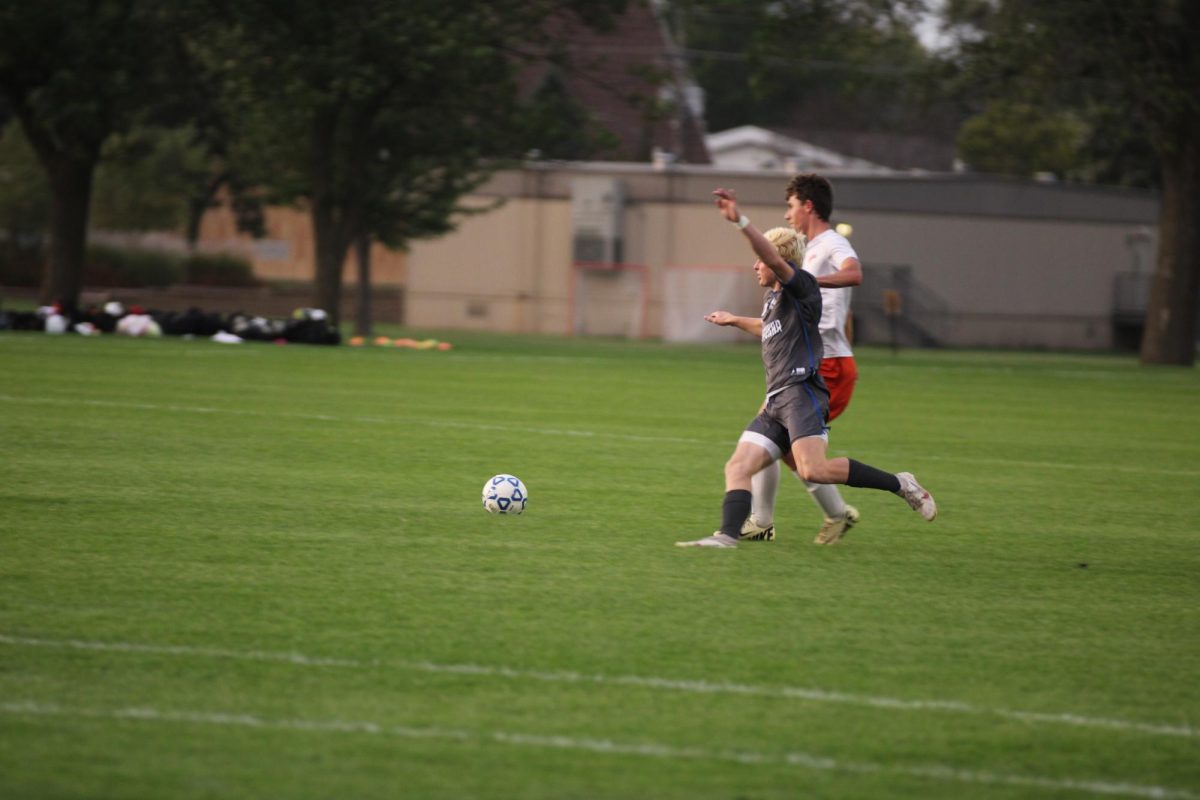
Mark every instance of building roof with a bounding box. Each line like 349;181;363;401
705;125;893;174
776;125;959;172
525;2;711;165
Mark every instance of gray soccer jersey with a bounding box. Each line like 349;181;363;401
761;264;824;397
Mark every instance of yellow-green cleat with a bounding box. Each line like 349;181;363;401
814;505;860;545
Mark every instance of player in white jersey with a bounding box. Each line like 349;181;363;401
746;174;865;545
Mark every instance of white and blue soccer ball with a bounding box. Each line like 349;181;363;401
482;474;528;515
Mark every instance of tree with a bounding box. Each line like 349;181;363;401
0;2;188;311
192;0;626;329
89;124;267;249
955;100;1085;178
520;71;620;161
940;0;1200;365
91;126;212;233
669;0;938;135
0;122;51;283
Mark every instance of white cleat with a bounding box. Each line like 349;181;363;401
896;473;937;521
675;532;738;548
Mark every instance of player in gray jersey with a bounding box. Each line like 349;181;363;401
746;173;862;546
677;187;937;548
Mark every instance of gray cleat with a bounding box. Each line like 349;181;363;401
675;532;739;548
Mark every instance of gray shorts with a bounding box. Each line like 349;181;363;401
739;381;830;460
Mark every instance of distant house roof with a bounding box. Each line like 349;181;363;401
705;125;893;174
525;2;711;165
777;125;959;173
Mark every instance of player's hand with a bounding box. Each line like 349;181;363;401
712;188;739;223
704;311;735;326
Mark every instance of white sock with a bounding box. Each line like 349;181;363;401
750;460;780;526
803;478;847;520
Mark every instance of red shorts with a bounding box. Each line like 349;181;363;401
820;356;858;423
782;356;857;470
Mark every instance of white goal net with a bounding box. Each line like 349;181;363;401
662;266;762;343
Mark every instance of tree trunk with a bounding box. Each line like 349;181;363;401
40;156;95;314
185;172;228;251
311;194;348;329
1140;130;1200;366
309;110;349;328
354;234;373;337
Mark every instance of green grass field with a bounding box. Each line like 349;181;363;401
2;329;1198;799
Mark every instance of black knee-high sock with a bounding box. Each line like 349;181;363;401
720;489;752;538
846;459;901;493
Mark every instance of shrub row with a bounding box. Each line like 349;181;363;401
0;243;257;288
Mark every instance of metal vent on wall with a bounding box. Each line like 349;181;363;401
571;177;625;266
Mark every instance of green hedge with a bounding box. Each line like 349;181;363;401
0;243;258;288
0;246;44;287
183;252;258;286
84;243;183;287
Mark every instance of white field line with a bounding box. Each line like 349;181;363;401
0;394;709;447
1;634;1194;741
2;393;1197;475
0;700;1194;800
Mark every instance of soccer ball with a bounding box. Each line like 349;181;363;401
482;474;528;515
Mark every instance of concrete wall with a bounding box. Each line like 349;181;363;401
404;164;1160;349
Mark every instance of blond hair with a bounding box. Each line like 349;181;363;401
763;226;804;265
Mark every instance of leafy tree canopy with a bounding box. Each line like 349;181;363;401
668;0;938;135
955;100;1085;178
0;121;49;245
936;0;1196;188
0;1;200;308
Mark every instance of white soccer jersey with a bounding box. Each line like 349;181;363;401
801;229;857;358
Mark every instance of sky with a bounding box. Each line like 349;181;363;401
913;1;951;52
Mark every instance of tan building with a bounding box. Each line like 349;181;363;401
401;163;1159;350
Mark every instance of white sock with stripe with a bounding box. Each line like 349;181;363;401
749;460;780;526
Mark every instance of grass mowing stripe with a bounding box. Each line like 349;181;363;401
865;451;1200;478
3;634;1192;740
1;700;1193;800
0;394;712;446
3;392;1198;477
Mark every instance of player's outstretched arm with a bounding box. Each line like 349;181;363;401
705;310;763;336
712;188;795;284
